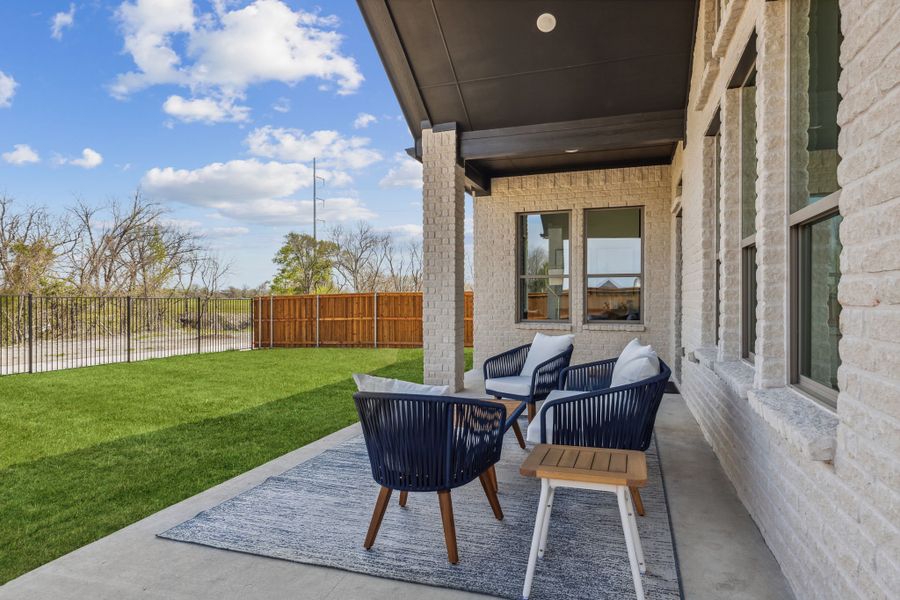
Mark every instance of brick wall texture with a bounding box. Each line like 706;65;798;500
473;166;673;370
675;1;899;599
422;127;466;390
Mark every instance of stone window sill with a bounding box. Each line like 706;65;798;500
582;323;646;332
748;387;838;462
689;347;839;463
515;322;573;332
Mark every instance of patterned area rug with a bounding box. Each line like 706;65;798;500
160;429;681;600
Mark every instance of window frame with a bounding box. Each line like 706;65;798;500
737;65;758;363
786;0;843;409
581;206;645;325
515;210;572;324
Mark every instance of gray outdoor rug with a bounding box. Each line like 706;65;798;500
160;429;681;600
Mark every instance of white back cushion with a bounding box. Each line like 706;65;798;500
525;389;584;443
610;338;660;387
352;373;449;395
519;333;574;377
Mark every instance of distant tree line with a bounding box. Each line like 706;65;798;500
271;221;423;295
0;192;231;298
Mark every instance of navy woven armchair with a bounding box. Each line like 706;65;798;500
483;343;574;447
537;358;671;515
353;392;507;564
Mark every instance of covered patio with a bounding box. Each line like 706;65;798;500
0;392;790;600
3;0;895;597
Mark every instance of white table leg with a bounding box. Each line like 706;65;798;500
625;487;646;573
617;486;646;600
523;478;550;600
538;486;556;558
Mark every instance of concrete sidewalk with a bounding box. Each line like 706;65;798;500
1;395;793;600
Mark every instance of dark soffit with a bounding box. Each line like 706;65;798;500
359;0;698;184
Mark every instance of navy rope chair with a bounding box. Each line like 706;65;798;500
538;358;671;515
353;392;506;564
483;343;574;448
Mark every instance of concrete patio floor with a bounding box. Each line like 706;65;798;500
0;393;794;600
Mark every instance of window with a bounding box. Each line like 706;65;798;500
584;207;642;322
708;108;723;345
517;212;570;321
739;70;758;359
789;0;842;406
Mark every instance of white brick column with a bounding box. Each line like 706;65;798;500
718;88;743;361
422;124;466;390
754;2;789;388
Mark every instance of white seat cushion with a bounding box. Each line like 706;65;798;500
525;389;585;443
352;373;448;395
519;333;574;377
484;375;532;398
610;338;660;387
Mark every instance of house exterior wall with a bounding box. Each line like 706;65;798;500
470;1;898;597
472;166;673;370
675;1;900;599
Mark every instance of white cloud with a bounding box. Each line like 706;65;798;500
141;158;369;224
379;152;422;189
2;144;40;165
382;223;423;239
245;126;381;170
111;0;363;117
272;97;290;113
68;148;104;169
163;94;250;123
210;226;250;237
353;112;376;129
0;70;17;108
51;4;76;40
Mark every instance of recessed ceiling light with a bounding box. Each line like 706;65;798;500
564;148;579;153
536;13;556;33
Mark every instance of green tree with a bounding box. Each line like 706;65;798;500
271;233;338;294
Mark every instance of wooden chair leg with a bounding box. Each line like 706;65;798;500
489;465;499;493
479;473;504;520
511;420;526;449
630;486;645;516
399;490;408;507
527;402;536;423
364;486;392;549
437;490;459;564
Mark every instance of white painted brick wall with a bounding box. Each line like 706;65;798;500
422;126;465;390
677;0;900;598
473;166;673;370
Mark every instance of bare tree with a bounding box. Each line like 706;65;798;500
0;196;70;294
382;238;423;292
330;222;390;292
63;191;202;296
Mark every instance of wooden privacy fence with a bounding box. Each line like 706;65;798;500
253;292;474;348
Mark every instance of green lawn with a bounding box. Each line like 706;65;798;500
0;347;472;584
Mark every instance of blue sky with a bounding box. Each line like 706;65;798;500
0;0;451;288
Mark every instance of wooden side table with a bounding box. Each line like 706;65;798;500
520;444;649;600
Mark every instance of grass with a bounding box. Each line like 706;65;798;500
0;347;472;584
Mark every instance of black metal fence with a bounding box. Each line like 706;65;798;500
0;295;253;375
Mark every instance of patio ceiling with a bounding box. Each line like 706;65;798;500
358;0;698;192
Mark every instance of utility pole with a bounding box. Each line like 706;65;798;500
312;157;326;295
312;157;326;246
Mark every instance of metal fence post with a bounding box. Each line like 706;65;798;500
126;296;132;362
315;294;320;348
269;295;274;349
196;297;202;354
27;293;33;374
373;291;378;349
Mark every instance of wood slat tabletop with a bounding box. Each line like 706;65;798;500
520;444;648;486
